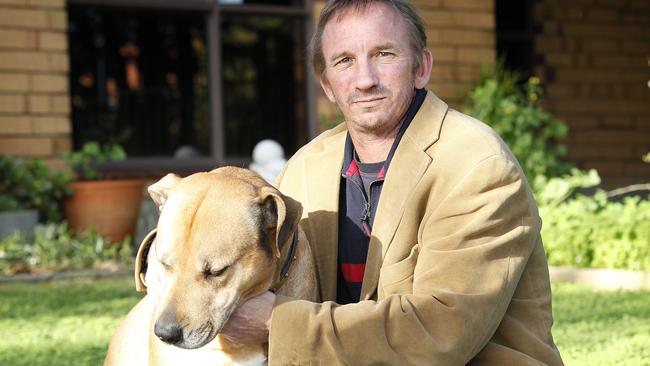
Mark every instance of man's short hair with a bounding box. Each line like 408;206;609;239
309;0;428;77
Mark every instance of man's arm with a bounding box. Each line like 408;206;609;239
268;154;539;365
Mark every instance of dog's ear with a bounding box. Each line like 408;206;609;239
148;173;181;211
258;186;303;259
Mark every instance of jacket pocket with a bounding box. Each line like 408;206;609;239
379;244;420;296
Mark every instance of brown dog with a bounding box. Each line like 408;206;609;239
104;167;319;365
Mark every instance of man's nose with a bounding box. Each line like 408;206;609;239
354;59;379;91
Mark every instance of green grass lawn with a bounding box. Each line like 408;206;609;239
0;276;649;365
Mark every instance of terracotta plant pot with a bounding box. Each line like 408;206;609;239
63;179;145;243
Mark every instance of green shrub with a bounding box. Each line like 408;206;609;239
0;223;133;275
539;170;650;271
463;63;571;184
0;156;72;222
63;141;126;181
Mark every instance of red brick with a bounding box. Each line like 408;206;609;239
564;116;599;129
0;137;53;156
32;115;70;134
568;145;635;159
0;29;37;49
47;10;66;31
456;47;495;64
621;41;650;55
38;31;67;51
0;51;50;71
535;36;563;52
28;0;65;8
546;84;575;98
440;29;494;46
422;10;494;30
625;162;650;175
430;81;472;100
430;65;456;81
585;161;624;175
581;39;618;53
29;74;67;92
544;53;573;67
440;0;493;10
602;116;634;128
575;130;650;144
50;94;69;114
587;8;620;22
0;8;49;29
0;93;25;113
0;72;29;92
0;115;31;134
27;94;50;113
456;65;481;82
0;0;28;5
430;46;456;62
47;52;69;72
52;136;71;154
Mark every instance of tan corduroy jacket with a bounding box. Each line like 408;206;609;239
269;91;563;365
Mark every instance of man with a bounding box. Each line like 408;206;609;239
178;0;563;364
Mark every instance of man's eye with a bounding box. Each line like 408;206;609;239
205;265;229;278
336;57;352;66
378;51;392;57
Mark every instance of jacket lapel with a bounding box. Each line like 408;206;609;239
303;127;346;301
360;92;449;300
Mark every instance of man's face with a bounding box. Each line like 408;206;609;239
320;2;429;134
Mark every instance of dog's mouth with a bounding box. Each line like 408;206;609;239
173;322;217;349
156;301;238;349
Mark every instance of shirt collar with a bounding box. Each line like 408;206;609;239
341;88;427;179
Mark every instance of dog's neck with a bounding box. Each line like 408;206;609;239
269;232;298;293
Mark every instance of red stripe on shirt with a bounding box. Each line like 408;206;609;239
340;263;366;283
345;160;360;177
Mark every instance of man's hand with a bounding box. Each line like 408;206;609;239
220;291;276;344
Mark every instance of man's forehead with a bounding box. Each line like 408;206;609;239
322;2;404;46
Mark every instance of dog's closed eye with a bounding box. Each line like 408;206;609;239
204;265;230;278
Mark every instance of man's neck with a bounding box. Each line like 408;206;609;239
348;121;402;163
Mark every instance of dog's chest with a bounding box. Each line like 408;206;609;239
152;336;267;366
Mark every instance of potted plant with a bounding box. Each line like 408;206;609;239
0;156;71;239
62;142;145;242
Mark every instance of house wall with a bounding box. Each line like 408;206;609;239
534;0;650;188
0;0;71;166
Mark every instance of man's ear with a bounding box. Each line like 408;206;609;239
258;186;303;259
148;173;181;211
319;75;336;103
414;48;433;89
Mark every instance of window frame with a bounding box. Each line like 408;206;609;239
67;0;317;176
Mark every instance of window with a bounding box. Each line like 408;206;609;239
495;0;535;76
67;0;314;171
68;5;209;157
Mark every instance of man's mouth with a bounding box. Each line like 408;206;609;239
353;97;385;105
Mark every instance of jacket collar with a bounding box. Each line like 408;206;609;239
359;90;449;300
302;125;347;301
298;91;448;301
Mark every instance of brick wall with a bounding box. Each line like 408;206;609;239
315;0;495;129
0;0;70;166
534;0;650;188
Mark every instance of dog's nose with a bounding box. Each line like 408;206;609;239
154;312;183;345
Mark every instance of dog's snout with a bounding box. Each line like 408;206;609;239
154;311;183;345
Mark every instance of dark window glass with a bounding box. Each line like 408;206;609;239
220;14;308;157
68;5;209;157
496;0;534;76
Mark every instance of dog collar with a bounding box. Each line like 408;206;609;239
270;231;298;293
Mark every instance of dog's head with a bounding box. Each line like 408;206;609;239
144;166;301;349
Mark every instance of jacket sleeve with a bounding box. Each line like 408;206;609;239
268;154;540;365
